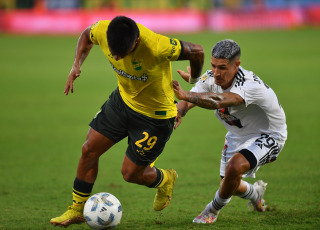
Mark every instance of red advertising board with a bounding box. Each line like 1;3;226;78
0;6;319;34
1;9;207;34
207;8;304;31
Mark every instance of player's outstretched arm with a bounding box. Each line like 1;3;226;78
173;80;244;110
178;41;204;84
64;26;93;95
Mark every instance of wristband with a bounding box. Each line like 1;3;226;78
189;76;200;84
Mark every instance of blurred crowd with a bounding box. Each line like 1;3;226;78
1;0;320;10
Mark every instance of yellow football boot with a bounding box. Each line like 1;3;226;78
50;205;85;227
153;169;178;211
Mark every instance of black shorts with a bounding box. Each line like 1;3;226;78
89;88;175;166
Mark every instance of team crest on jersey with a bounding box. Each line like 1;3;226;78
217;108;243;128
132;59;142;71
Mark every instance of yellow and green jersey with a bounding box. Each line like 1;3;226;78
90;20;182;119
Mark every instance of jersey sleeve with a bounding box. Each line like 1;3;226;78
90;21;109;45
89;21;100;45
190;70;212;93
231;80;267;107
157;35;182;61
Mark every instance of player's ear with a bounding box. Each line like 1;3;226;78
235;59;240;67
233;59;240;72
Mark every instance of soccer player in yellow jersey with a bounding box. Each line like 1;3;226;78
50;16;204;227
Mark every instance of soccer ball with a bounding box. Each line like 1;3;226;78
84;192;122;229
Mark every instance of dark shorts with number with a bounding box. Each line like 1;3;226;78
89;88;175;166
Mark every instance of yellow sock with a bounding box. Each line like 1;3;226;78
147;167;169;188
155;168;169;188
72;189;90;208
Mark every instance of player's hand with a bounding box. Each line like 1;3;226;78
172;80;186;100
174;112;182;129
64;65;81;95
177;66;191;83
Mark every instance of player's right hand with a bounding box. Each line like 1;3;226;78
64;65;81;95
177;66;191;83
172;80;187;101
174;112;182;129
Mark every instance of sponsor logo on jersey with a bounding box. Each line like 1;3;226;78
217;108;243;128
167;38;178;60
111;63;148;82
132;59;142;71
200;74;209;83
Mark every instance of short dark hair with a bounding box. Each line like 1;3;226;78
211;39;241;62
107;16;139;57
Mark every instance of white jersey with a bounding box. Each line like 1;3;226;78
191;66;287;153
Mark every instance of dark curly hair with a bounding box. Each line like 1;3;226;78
107;16;140;57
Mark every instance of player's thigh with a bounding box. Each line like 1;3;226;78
246;133;285;166
219;134;285;177
83;128;115;156
126;112;175;166
89;88;128;143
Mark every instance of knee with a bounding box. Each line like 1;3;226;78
225;153;251;178
81;142;98;160
225;160;245;178
82;142;91;155
121;169;137;183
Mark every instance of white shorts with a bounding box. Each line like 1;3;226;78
220;134;285;178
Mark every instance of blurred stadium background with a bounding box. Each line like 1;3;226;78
0;0;320;34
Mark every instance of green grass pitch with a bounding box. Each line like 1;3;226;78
0;27;319;229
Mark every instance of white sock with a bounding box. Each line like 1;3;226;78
237;181;259;203
208;189;232;214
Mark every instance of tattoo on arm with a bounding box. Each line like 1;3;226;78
177;107;188;117
186;92;221;109
185;92;244;110
176;101;192;117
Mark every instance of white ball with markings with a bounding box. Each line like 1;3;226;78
84;192;122;229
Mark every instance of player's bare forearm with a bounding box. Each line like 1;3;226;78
181;91;244;110
178;41;204;80
174;100;195;129
73;26;93;67
177;101;188;117
64;26;93;95
176;101;195;117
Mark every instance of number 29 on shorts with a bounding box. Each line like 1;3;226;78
135;131;158;151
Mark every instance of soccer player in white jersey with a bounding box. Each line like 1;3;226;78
172;39;287;224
